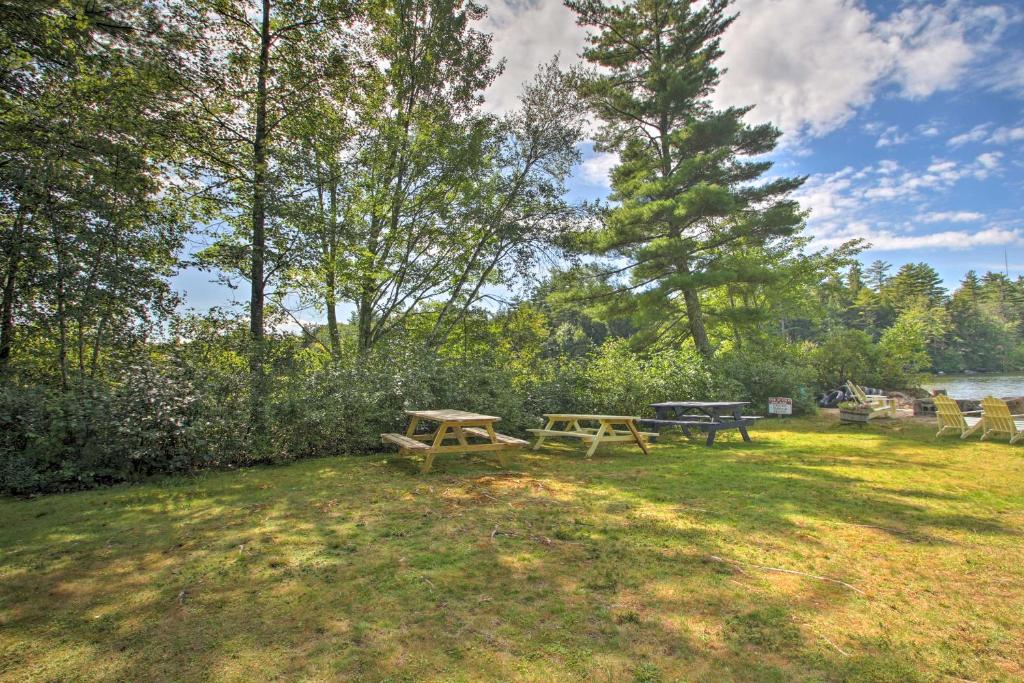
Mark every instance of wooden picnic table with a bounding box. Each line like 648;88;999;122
527;414;657;458
381;409;527;473
641;401;761;447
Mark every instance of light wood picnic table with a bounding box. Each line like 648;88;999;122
381;409;527;473
527;413;657;458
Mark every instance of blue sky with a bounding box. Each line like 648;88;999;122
174;0;1024;316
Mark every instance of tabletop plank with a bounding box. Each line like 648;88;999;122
542;413;639;421
404;409;501;422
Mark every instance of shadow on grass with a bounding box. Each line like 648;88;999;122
0;417;1018;681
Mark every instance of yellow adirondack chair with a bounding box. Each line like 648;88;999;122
933;395;983;439
845;381;897;418
979;397;1024;444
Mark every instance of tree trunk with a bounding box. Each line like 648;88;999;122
325;270;341;358
356;292;373;353
249;0;272;437
683;287;712;358
0;207;25;369
325;181;341;358
53;224;69;390
679;259;712;358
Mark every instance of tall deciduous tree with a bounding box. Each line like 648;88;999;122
567;0;806;357
182;0;354;431
1;0;191;381
277;0;585;354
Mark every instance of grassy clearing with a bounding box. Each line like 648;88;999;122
1;416;1023;682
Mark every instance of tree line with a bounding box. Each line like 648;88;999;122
2;0;1019;493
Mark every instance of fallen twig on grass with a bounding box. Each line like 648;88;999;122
816;632;850;657
706;555;865;595
489;526;579;547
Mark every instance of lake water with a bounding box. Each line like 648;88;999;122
921;373;1024;399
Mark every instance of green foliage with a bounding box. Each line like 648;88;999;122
569;0;807;355
4;0;1024;500
574;339;738;416
878;307;933;388
0;363;203;494
810;329;883;390
716;345;817;414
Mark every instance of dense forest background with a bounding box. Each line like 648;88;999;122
2;0;1022;494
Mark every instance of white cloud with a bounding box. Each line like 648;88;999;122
927;159;957;173
978;51;1024;98
715;0;1015;138
797;156;1012;251
579;152;619;187
715;0;889;136
876;125;909;147
476;0;1018;140
988;126;1024;145
948;123;992;147
916;211;985;223
976;151;1002;172
811;225;1022;251
877;159;901;175
879;3;1011;99
918;124;941;137
479;0;588;114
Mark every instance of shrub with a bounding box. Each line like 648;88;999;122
717;344;817;415
0;361;203;495
810;329;884;391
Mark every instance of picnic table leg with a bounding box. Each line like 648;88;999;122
533;417;556;450
421;422;452;473
705;427;717;447
404;416;420;438
624;420;650;455
486;423;509;468
738;424;751;442
585;422;608;458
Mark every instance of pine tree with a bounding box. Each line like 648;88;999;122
848;262;863;299
867;260;891;292
885;263;945;310
959;270;981;309
567;0;805;357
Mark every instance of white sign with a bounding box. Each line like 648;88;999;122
768;397;793;415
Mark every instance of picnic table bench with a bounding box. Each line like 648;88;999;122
639;401;763;447
528;414;658;458
381;409;527;473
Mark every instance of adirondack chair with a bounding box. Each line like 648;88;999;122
845;381;898;418
979;397;1024;444
933;395;983;439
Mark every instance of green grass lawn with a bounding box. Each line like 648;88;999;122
2;417;1023;682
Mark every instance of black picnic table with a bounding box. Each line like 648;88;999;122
639;401;760;447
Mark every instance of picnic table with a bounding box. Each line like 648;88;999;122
639;401;761;447
381;409;527;473
527;414;658;458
